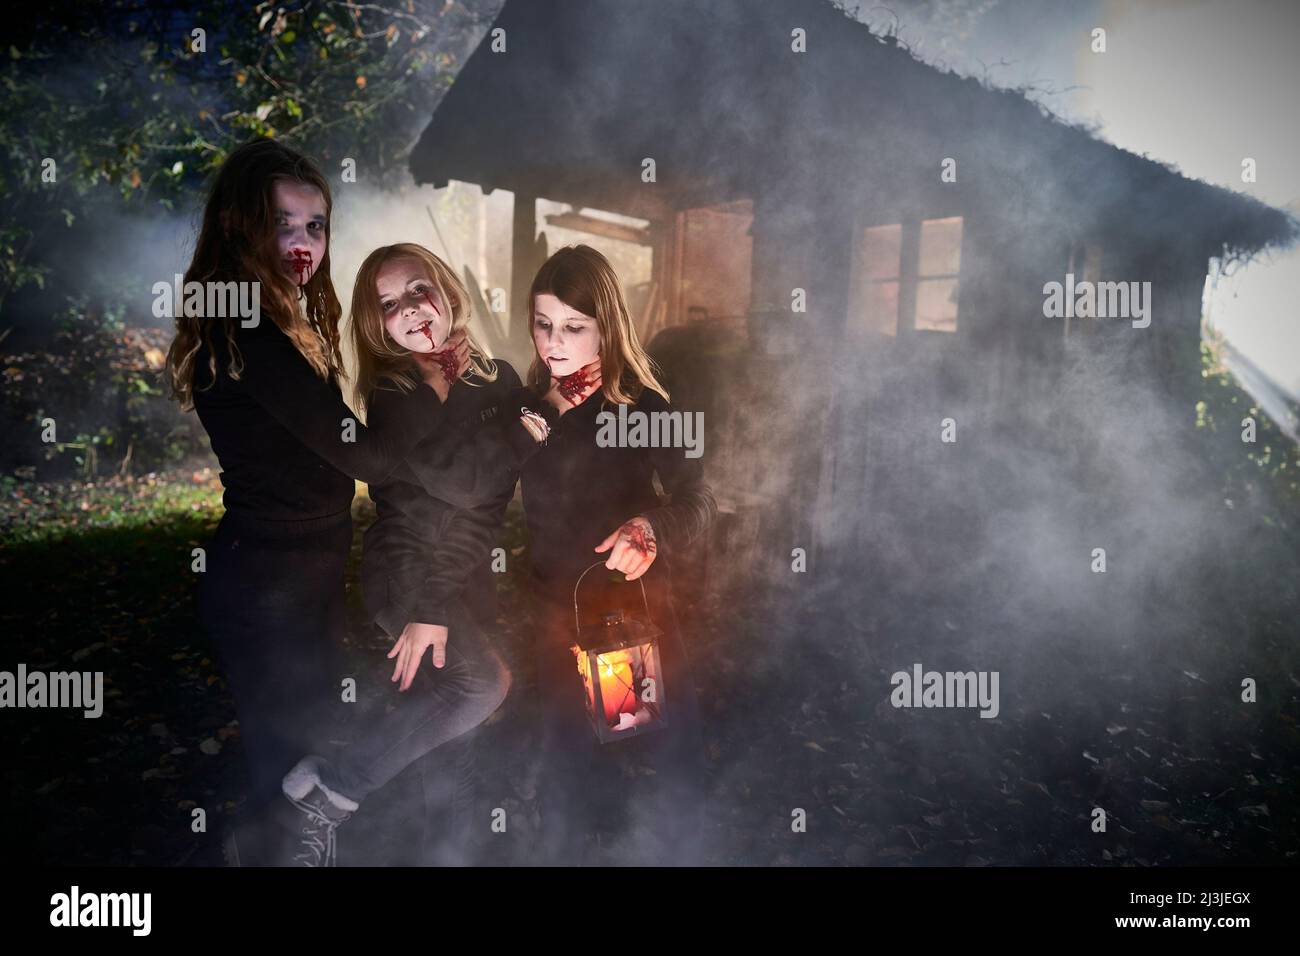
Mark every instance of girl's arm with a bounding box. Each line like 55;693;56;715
374;497;512;635
597;393;717;581
381;368;558;511
235;321;448;486
366;367;544;633
638;393;718;554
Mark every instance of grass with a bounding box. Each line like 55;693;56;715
0;468;225;546
3;459;1297;867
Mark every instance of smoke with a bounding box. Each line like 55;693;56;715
543;0;1300;864
16;0;1297;865
176;0;1299;864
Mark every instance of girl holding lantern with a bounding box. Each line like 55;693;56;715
409;244;717;863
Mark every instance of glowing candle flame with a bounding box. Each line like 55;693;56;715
595;651;637;725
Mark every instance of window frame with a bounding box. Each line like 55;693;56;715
848;213;965;339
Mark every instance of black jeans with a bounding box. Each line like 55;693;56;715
413;728;479;864
198;508;509;849
197;508;352;807
313;598;510;807
529;566;707;865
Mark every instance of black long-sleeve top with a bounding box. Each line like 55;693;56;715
192;318;448;521
390;375;717;610
360;361;559;636
518;381;717;596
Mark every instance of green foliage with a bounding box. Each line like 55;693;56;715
0;468;223;545
0;0;487;313
2;298;205;479
1196;326;1300;522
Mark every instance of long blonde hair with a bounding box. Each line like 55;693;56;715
350;243;497;403
165;138;344;409
526;244;668;405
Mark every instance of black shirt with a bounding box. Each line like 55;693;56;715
192;318;447;522
518;381;717;597
360;362;557;634
361;374;715;629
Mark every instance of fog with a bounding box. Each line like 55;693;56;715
10;0;1296;866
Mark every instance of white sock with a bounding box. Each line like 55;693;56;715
281;756;360;813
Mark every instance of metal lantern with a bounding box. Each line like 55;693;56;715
570;561;669;744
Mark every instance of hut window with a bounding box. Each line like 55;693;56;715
857;223;902;336
852;216;963;336
1064;241;1103;337
915;216;962;332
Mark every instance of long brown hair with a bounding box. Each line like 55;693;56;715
165;137;344;408
526;244;668;405
350;243;497;404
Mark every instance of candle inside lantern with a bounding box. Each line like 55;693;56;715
596;651;638;726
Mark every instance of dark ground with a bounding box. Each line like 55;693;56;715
2;468;1297;866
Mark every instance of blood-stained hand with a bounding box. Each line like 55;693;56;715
595;515;658;581
387;621;449;692
413;328;470;401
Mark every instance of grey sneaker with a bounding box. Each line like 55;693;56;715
223;757;358;867
282;785;353;866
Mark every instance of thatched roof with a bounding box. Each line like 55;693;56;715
411;0;1296;260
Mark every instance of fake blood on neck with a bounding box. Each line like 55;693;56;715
554;362;599;405
416;290;459;381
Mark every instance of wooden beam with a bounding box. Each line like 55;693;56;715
543;211;656;246
510;193;539;353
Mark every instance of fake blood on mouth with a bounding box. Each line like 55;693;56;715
289;249;313;286
415;291;458;380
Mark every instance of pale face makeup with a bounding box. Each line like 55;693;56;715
532;293;601;375
377;259;451;353
272;180;327;287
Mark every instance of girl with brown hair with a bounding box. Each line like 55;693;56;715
165;139;474;863
227;243;555;866
407;244;717;863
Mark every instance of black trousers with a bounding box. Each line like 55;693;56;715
529;566;708;865
199;507;503;864
197;508;352;807
316;596;509;809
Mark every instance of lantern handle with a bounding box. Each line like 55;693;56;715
573;560;653;636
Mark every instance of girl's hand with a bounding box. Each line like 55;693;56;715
387;622;449;692
519;408;551;444
594;516;657;581
413;329;470;401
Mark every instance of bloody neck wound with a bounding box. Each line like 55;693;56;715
417;290;458;380
554;363;599;405
434;347;460;382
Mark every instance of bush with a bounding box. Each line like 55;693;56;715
1;298;208;480
1195;326;1300;527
